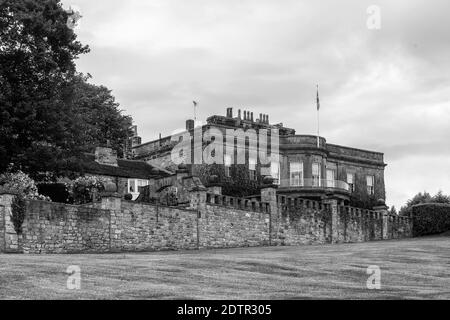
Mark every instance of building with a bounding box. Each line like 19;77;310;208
132;108;386;206
78;147;171;200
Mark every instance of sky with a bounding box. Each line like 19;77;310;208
62;0;450;209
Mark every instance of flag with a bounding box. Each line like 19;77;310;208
193;101;198;106
316;85;320;111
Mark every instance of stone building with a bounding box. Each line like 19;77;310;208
78;147;171;200
132;108;386;206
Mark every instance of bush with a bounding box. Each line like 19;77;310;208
0;169;49;201
70;175;109;204
411;203;450;237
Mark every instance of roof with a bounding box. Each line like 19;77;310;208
77;153;173;179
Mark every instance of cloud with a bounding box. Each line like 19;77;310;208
65;0;450;209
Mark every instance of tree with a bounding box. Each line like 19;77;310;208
399;191;450;216
431;190;450;204
0;0;88;173
66;74;132;159
389;206;398;216
0;1;132;179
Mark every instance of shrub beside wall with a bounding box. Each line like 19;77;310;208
411;203;450;236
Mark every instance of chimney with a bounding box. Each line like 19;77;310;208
131;136;142;147
186;119;195;131
259;113;263;122
95;147;118;167
250;112;254;122
229;107;233;118
238;109;241;119
266;114;269;124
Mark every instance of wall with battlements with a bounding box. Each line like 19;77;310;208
0;188;412;254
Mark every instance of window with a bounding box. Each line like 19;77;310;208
128;179;149;200
312;163;321;187
366;175;374;195
290;162;303;186
224;154;232;177
326;169;335;188
249;158;257;180
347;173;355;192
271;162;280;185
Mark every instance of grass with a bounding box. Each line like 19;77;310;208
0;236;449;299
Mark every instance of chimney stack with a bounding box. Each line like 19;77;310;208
95;147;118;167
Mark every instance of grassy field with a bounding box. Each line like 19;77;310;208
0;236;449;299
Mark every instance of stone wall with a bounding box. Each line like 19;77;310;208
110;201;198;252
200;204;270;248
20;201;110;254
0;188;412;254
273;195;412;245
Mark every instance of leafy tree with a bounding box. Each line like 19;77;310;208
66;74;132;159
0;0;88;173
431;190;450;204
389;206;398;216
399;191;450;216
0;0;132;179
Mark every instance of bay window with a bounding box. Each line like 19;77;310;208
290;162;303;186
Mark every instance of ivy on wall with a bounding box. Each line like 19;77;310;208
11;194;26;234
194;164;264;197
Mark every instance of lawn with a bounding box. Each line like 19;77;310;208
0;236;449;299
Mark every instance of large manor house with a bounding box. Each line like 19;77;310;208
117;108;386;206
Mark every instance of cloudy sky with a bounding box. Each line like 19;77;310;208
63;0;450;209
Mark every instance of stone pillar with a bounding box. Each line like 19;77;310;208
323;198;338;244
100;182;121;252
373;205;389;240
0;191;20;253
189;188;207;212
261;185;278;246
100;182;122;211
189;187;207;250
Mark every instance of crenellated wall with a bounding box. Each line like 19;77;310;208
0;188;412;254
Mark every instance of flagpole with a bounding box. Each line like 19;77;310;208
193;101;198;122
316;84;320;148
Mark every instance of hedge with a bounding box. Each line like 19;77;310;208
411;203;450;236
